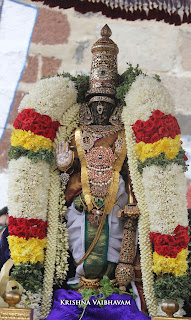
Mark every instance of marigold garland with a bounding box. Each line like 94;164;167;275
8;235;47;265
11;129;53;152
152;249;188;276
135;135;181;162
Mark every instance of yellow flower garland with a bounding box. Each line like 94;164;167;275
152;249;188;277
11;129;53;152
135;135;181;162
8;235;47;265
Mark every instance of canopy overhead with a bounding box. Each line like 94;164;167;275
31;0;191;25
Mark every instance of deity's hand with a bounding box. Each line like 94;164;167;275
56;141;74;171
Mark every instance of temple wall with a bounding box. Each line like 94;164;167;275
0;0;190;207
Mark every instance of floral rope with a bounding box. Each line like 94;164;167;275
41;102;80;317
40;167;60;318
123;74;189;315
122;121;157;316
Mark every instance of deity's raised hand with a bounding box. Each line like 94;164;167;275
56;141;74;171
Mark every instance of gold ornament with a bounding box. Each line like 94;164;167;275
87;24;119;97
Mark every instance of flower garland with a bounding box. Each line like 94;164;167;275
13;109;59;141
142;164;188;234
135;134;181;161
41;102;80;317
137;148;188;174
9;217;47;240
122;78;157;316
123;74;189;315
150;226;189;258
8;146;54;165
132;110;181;143
8;236;47;265
11;129;53;152
16;289;42;320
8;76;77;319
8;158;50;220
19;76;77;121
152;249;188;276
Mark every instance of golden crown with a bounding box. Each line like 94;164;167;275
87;24;119;98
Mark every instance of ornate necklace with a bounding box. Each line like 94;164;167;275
75;127;127;226
80;124;122;152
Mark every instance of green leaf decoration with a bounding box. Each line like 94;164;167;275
78;276;136;319
154;274;191;303
11;262;44;293
8;146;54;165
138;148;188;174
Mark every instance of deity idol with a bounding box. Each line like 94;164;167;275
7;24;189;320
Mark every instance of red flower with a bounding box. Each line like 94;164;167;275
27;218;41;226
30;227;40;238
53;121;60;130
158;127;170;137
13;118;21;129
153;118;163;128
145;119;155;132
151;133;160;143
153;110;165;118
174;225;188;235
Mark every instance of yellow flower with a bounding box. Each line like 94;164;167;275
152;249;188;276
135;135;181;162
11;129;52;152
8;235;47;265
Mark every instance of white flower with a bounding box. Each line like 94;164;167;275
17;289;42;320
142;164;188;234
122;74;175;125
8;157;50;221
19;76;77;121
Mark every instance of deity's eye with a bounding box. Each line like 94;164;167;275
98;155;102;159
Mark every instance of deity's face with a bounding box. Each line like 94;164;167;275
89;101;115;125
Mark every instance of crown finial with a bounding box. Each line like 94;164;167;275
101;24;112;38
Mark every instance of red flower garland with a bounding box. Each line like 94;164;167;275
132;110;181;143
13;109;59;142
9;216;47;240
150;225;189;258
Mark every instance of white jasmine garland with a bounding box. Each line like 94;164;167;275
142;164;188;234
41;168;61;318
122;111;157;316
8;157;50;221
54;221;69;285
55;103;80;143
124;75;175;125
19;76;77;121
41;102;79;317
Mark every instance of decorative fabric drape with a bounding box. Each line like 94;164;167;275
31;0;191;25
